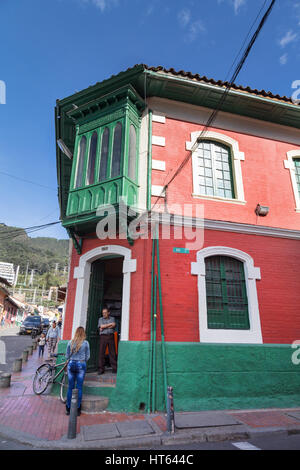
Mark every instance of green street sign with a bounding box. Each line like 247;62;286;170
173;247;190;254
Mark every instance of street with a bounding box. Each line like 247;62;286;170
0;326;33;373
139;432;300;450
1;432;300;451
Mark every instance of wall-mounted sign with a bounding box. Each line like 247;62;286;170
173;247;190;254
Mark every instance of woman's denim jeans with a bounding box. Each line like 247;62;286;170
66;360;87;409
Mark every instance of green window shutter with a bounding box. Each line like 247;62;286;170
205;256;250;330
196;140;235;199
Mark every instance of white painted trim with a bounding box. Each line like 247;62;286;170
72;245;136;341
152;135;165;147
191;246;263;344
187;130;245;202
152;112;166;124
152;159;166;171
191;194;246;205
138;110;149;212
152;185;166;197
284;150;300;211
203;218;300;239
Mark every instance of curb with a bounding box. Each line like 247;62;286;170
1;422;300;450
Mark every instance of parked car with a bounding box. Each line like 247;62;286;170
19;315;42;335
41;317;50;332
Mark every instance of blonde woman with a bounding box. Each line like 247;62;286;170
65;327;90;416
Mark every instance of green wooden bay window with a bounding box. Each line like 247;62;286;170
66;86;144;219
205;255;250;330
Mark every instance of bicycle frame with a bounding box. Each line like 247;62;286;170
52;359;69;385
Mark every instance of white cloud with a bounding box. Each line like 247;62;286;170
217;0;246;14
233;0;246;14
92;0;106;11
178;8;191;28
177;8;205;43
279;30;298;48
279;53;288;65
186;20;206;43
77;0;119;12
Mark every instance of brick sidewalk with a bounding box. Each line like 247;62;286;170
0;346;166;442
1;344;300;447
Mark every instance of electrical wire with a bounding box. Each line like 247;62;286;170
0;171;57;191
151;0;276;211
0;221;61;241
224;0;268;82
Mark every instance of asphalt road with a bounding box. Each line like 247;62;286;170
140;432;300;450
0;326;33;373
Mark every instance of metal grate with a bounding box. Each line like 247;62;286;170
205;256;249;330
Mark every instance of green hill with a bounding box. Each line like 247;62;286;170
0;224;69;275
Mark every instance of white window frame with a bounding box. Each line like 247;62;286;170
186;131;246;204
191;246;262;344
284;150;300;212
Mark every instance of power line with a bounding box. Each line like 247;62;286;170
151;0;276;211
0;171;57;191
0;221;61;240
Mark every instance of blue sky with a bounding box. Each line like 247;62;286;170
0;0;299;239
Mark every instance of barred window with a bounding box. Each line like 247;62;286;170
205;255;249;330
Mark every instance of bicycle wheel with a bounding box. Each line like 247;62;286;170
59;371;69;404
33;364;52;395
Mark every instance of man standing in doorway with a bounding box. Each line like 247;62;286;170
98;307;117;375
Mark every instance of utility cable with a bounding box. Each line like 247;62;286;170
0;171;57;191
0;221;61;240
151;0;276;211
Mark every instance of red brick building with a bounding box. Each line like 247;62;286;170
56;65;300;412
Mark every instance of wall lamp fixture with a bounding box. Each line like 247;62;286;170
57;139;73;160
255;204;269;216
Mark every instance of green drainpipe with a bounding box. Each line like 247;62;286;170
152;274;157;412
147;109;153;211
147;235;156;413
156;227;168;411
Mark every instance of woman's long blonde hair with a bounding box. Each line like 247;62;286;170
70;327;86;353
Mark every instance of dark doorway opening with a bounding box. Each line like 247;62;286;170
86;256;123;372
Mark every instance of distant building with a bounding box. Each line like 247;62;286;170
0;262;15;285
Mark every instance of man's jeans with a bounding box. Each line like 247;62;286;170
66;360;87;409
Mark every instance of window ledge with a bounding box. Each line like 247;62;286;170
192;193;247;205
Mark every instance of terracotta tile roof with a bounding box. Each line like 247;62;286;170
59;64;299;107
143;65;297;105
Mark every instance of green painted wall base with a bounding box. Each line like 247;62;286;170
53;340;300;413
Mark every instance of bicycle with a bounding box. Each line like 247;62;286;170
32;353;69;403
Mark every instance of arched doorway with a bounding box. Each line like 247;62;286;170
72;245;137;371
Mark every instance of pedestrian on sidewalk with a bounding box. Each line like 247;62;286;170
97;307;117;375
65;326;90;416
38;333;46;358
46;320;60;359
